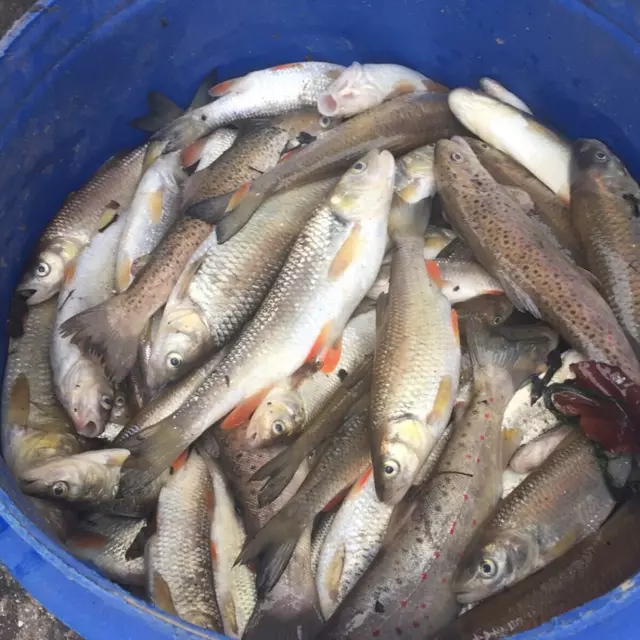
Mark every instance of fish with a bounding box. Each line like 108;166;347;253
115;151;195;292
317;62;446;118
118;150;394;493
199;449;257;639
394;144;436;203
147;179;338;391
20;449;131;503
463;136;584;265
454;295;515;340
370;196;461;505
452;428;620;604
246;308;376;448
507;424;573;474
478;77;532;114
51;210;125;437
145;62;345;166
437;496;640;639
145;448;222;631
251;356;372;508
448;89;571;201
189;126;239;172
322;320;550;639
501;349;585;456
435;136;640;381
66;513;147;586
315;466;394;619
17;147;145;304
570;139;640;355
216;91;463;242
60;214;214;383
423;227;457;258
237;401;371;595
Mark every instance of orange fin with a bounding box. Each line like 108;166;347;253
387;79;420;99
278;148;300;164
426;259;444;288
270;62;304;71
209;78;238;97
320;337;342;374
153;572;178;615
149;189;164;223
323;485;351;512
225;182;251;213
451;309;460;345
329;223;362;281
116;255;133;292
181;138;206;168
210;541;218;568
426;375;454;425
63;259;77;286
306;323;334;365
171;450;188;473
221;388;272;429
484;289;504;296
349;466;373;497
67;531;110;552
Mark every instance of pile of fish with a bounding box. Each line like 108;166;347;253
5;59;640;639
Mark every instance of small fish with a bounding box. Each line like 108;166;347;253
148;179;338;391
370;196;461;504
246;308;376;448
17;147;145;304
118;150;394;493
452;429;620;604
317;62;446;118
322;321;550;639
145;62;345;166
570;139;640;354
116;151;195;292
435;136;640;381
394;144;436;203
200;450;257;639
464;136;584;265
216;91;463;243
238;401;371;595
145;449;222;630
51;210;126;437
20;449;131;503
448;89;571;201
438;496;640;639
66;513;146;586
478;77;532;114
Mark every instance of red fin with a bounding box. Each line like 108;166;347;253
209;78;238;97
67;531;109;550
451;309;460;345
350;466;373;496
320;337;342;374
221;388;272;429
323;485;351;512
181;138;206;168
387;79;420;99
278;148;300;164
426;260;444;288
270;62;304;71
484;289;504;296
225;182;251;213
306;323;333;365
171;450;188;473
210;541;218;567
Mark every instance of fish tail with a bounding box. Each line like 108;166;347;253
186;192;235;225
131;91;185;134
255;538;299;597
467;319;555;388
60;296;146;383
214;179;270;243
189;67;219;110
250;448;301;507
388;196;430;240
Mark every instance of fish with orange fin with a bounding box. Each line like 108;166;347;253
369;196;461;505
116;150;394;494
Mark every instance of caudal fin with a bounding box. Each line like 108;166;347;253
131;91;184;133
60;298;146;384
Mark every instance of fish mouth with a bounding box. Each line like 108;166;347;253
454;588;483;605
18;288;36;301
78;420;102;438
318;93;339;116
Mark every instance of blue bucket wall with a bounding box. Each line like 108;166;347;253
0;0;639;638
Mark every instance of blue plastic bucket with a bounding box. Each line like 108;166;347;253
1;0;640;638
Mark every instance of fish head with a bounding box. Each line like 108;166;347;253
246;387;306;448
146;307;209;390
395;145;436;203
20;449;130;502
330;149;396;221
373;417;428;505
58;360;113;438
317;62;383;118
18;242;76;305
435;135;486;185
452;529;533;604
274;109;342;149
423;228;457;260
448;89;520;137
455;294;515;329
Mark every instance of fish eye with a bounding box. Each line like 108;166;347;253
272;420;286;435
167;352;183;369
594;150;609;163
450;151;464;163
352;161;367;174
52;481;69;498
492;316;503;325
383;459;400;477
320;116;332;128
479;558;498;578
114;395;126;408
100;394;113;410
36;262;51;277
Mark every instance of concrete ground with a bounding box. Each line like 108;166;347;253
1;7;81;640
